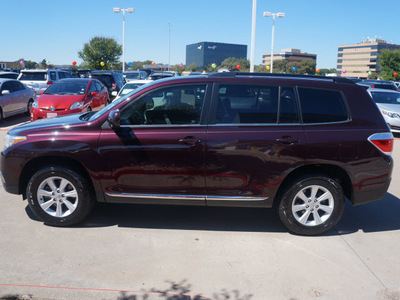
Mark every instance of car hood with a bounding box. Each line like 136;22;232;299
376;103;400;113
8;112;91;136
37;94;85;109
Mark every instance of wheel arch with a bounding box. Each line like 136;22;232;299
275;164;353;205
19;156;98;201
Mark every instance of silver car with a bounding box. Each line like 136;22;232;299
0;78;35;121
369;88;400;133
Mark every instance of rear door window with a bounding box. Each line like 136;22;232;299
215;84;279;124
298;87;349;123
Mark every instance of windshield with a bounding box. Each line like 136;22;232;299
123;73;140;79
44;81;88;95
89;82;153;121
371;91;400;104
120;83;145;95
19;72;46;81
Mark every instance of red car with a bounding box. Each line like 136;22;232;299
30;78;109;121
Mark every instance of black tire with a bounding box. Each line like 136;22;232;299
278;175;345;236
0;108;3;122
25;99;34;115
26;166;95;226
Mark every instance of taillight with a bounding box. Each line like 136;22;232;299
112;83;117;90
368;132;394;155
371;85;375;88
47;81;53;85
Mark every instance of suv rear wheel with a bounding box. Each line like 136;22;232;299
26;166;94;226
278;175;345;235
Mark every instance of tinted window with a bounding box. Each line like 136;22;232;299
91;75;112;88
120;85;206;125
50;72;56;81
19;72;46;81
216;85;278;124
1;81;14;93
44;81;88;95
94;81;103;91
0;73;18;79
371;91;400;104
279;87;299;123
12;81;26;91
298;88;349;123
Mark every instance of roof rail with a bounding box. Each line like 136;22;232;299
208;72;355;84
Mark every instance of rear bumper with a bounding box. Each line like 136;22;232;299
352;178;391;206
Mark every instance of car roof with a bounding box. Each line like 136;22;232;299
369;88;400;94
0;78;17;83
0;71;19;75
59;78;91;83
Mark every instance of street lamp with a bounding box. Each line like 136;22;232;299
250;0;257;72
113;7;134;72
263;11;285;73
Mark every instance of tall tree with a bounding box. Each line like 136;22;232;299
78;36;122;70
378;49;400;81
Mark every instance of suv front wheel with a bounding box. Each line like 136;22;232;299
278;175;345;235
26;166;95;226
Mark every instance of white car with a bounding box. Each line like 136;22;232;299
369;88;400;133
111;80;152;101
18;69;71;97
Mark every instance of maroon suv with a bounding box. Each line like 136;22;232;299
0;73;394;235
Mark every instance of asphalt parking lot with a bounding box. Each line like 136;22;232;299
1;114;400;300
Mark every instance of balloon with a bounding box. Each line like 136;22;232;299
394;72;398;77
72;61;77;66
127;62;132;66
316;69;320;73
211;63;216;69
342;69;347;74
236;64;241;70
100;62;105;66
20;60;25;65
292;67;297;71
152;61;156;66
46;61;50;65
178;62;183;67
368;71;372;75
266;65;270;70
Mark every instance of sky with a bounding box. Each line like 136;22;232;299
0;0;399;69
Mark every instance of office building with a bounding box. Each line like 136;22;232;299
262;49;316;66
186;42;247;69
337;38;400;78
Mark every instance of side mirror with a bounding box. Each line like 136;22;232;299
107;110;120;128
91;91;99;97
111;91;118;97
1;90;11;96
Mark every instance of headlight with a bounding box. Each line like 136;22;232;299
70;101;84;109
32;101;38;109
382;110;400;118
4;134;26;149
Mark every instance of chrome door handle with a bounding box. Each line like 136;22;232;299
179;136;202;145
276;136;299;145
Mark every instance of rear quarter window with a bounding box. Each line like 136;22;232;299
298;87;349;123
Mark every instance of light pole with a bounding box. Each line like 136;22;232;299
263;11;285;73
250;0;257;72
113;7;134;72
168;22;171;71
